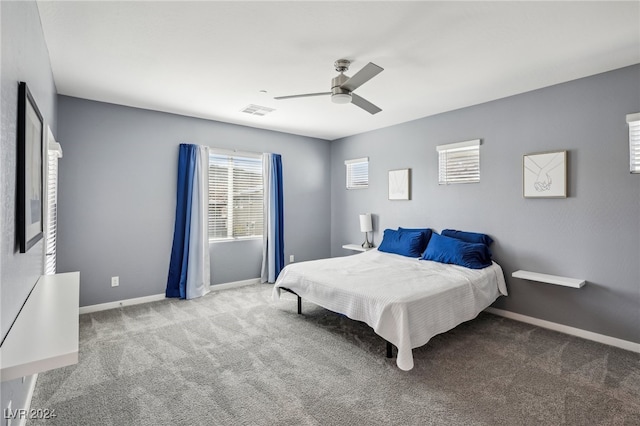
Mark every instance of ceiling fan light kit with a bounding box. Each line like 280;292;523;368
275;59;383;114
332;93;352;104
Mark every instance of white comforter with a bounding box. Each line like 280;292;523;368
272;249;508;371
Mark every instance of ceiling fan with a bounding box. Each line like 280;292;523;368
274;59;384;114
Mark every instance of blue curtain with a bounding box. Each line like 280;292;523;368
166;144;211;299
166;144;196;298
261;153;284;283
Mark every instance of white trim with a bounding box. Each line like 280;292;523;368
48;140;63;157
79;293;166;314
20;374;38;426
46;126;62;157
626;112;640;123
485;307;640;353
209;236;262;244
78;278;261;314
436;139;480;152
209;147;262;159
207;278;260;292
344;157;368;165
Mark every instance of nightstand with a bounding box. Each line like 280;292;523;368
342;244;375;252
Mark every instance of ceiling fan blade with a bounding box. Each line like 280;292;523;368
274;92;331;100
351;93;382;115
340;62;383;92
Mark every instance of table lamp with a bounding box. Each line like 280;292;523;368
359;213;373;249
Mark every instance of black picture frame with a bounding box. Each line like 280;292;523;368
17;82;44;253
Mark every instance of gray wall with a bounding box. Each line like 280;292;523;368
1;0;58;417
56;96;332;307
331;65;640;344
1;4;636;414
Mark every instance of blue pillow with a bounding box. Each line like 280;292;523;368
421;232;492;269
441;229;494;247
398;227;433;253
378;229;425;258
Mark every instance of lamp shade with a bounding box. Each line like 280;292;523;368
359;214;373;233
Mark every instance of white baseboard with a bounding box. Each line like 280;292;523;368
485;307;640;353
208;278;260;292
79;293;166;314
79;278;261;314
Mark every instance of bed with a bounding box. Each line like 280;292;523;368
272;248;508;371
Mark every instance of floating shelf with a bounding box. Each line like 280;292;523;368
512;270;585;288
0;272;80;382
342;244;374;252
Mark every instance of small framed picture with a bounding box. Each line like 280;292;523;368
389;168;410;200
523;151;567;198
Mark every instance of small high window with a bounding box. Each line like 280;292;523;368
627;113;640;174
437;139;481;184
345;157;369;189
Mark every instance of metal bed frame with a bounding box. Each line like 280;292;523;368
280;287;395;359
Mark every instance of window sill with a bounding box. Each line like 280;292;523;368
209;237;262;244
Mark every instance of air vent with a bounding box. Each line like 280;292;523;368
241;104;275;116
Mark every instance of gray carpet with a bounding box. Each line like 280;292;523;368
29;284;640;425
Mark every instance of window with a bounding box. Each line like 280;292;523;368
436;139;480;184
345;157;369;189
44;129;62;275
208;151;263;240
627;112;640;174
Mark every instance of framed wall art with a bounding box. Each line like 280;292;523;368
388;168;410;200
523;150;567;198
17;82;44;253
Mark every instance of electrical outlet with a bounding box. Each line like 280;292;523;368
289;255;294;263
111;276;119;287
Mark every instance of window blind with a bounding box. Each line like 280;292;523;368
45;140;63;275
208;152;263;240
436;140;480;184
627;113;640;174
345;157;369;189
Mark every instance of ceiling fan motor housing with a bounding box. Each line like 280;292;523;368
331;73;351;103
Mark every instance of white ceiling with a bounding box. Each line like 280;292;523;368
37;1;640;141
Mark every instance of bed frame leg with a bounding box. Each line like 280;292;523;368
386;341;393;358
297;295;302;315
